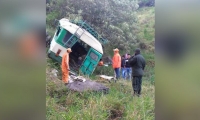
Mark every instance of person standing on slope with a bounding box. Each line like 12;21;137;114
112;48;121;81
128;48;146;96
121;55;126;80
61;48;72;85
125;54;132;80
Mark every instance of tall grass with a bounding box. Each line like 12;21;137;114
46;69;154;120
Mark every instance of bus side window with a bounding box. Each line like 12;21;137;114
56;27;61;36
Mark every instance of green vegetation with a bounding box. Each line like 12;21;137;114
136;7;155;42
47;0;140;53
46;0;154;119
46;64;154;120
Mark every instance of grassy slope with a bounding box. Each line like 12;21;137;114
136;7;155;42
46;7;155;120
46;65;154;120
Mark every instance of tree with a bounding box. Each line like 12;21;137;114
47;0;140;52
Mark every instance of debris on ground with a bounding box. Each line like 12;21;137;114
47;66;109;94
70;75;86;82
99;75;115;83
66;76;109;94
51;69;58;77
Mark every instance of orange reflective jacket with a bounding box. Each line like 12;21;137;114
61;52;69;83
112;52;121;68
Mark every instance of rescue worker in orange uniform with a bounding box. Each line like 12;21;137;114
112;48;121;81
61;48;72;85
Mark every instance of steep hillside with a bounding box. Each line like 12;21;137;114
46;5;155;119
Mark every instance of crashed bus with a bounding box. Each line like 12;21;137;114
48;18;108;75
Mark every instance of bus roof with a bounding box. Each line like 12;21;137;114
59;18;103;54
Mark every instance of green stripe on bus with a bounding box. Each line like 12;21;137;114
48;50;62;63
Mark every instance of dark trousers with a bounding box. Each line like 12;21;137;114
132;76;142;95
114;68;120;79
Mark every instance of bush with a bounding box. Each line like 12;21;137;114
46;11;60;27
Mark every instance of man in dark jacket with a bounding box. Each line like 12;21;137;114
128;48;146;96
